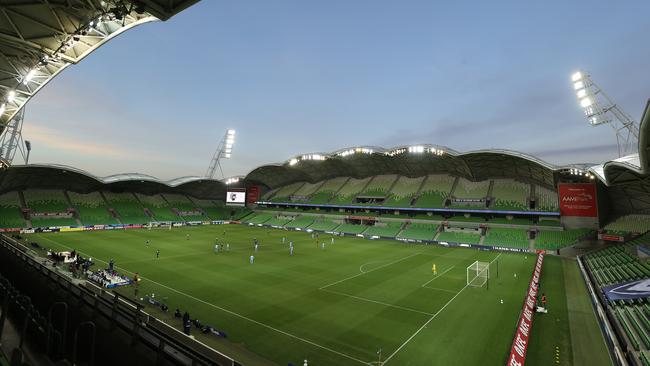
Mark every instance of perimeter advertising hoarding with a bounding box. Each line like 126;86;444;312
558;183;598;218
226;189;246;206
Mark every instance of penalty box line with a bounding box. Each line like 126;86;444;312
380;253;502;365
319;288;434;316
319;252;422;290
38;236;374;366
420;266;455;287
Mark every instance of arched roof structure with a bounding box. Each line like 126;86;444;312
0;0;199;127
243;145;577;190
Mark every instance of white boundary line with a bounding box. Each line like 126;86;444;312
380;253;502;365
359;260;385;274
36;235;373;365
420;287;458;294
320;252;422;290
320;288;434;316
420;266;455;287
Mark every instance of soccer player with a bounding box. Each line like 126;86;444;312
146;239;150;247
156;249;160;259
186;234;190;240
321;242;325;250
214;244;219;253
249;255;254;264
432;263;437;275
331;236;334;244
541;293;547;309
255;243;259;252
289;243;294;256
282;236;286;244
226;243;230;251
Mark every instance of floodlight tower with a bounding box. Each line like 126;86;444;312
571;70;639;157
205;129;235;179
0;108;30;165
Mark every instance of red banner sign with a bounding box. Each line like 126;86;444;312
507;253;545;366
247;185;260;204
558;183;598;217
600;234;624;242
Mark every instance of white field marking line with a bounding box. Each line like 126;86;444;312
359;260;386;274
37;235;373;365
420;266;455;287
419;287;458;294
320;288;434;316
320;252;422;290
381;253;502;365
120;251;207;264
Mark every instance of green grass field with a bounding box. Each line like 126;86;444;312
24;225;609;366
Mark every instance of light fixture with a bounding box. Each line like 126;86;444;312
573;81;584;90
289;158;299;166
580;97;593;108
24;69;37;84
571;72;582;82
7;90;15;103
576;89;587;98
0;103;5;115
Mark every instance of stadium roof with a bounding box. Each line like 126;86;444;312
243;144;584;190
0;0;199;127
0;163;225;198
597;100;650;214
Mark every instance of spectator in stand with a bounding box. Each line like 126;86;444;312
182;311;190;324
183;320;191;335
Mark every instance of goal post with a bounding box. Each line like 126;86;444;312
467;260;490;288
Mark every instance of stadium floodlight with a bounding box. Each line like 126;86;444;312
571;72;583;82
205;128;236;179
571;69;639;157
23;69;37;84
289;158;299;166
6;91;15;103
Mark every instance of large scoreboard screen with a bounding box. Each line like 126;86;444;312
226;189;246;206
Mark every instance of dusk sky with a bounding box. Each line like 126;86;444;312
23;0;650;180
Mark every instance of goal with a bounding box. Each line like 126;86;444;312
467;261;490;287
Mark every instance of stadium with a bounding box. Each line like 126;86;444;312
0;1;648;366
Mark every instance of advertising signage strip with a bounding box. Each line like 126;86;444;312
255;201;560;216
506;253;545;366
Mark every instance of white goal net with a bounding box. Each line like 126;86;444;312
467;261;490;287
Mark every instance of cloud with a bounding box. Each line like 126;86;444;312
26;124;134;159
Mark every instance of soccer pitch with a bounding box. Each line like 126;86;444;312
26;224;576;365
